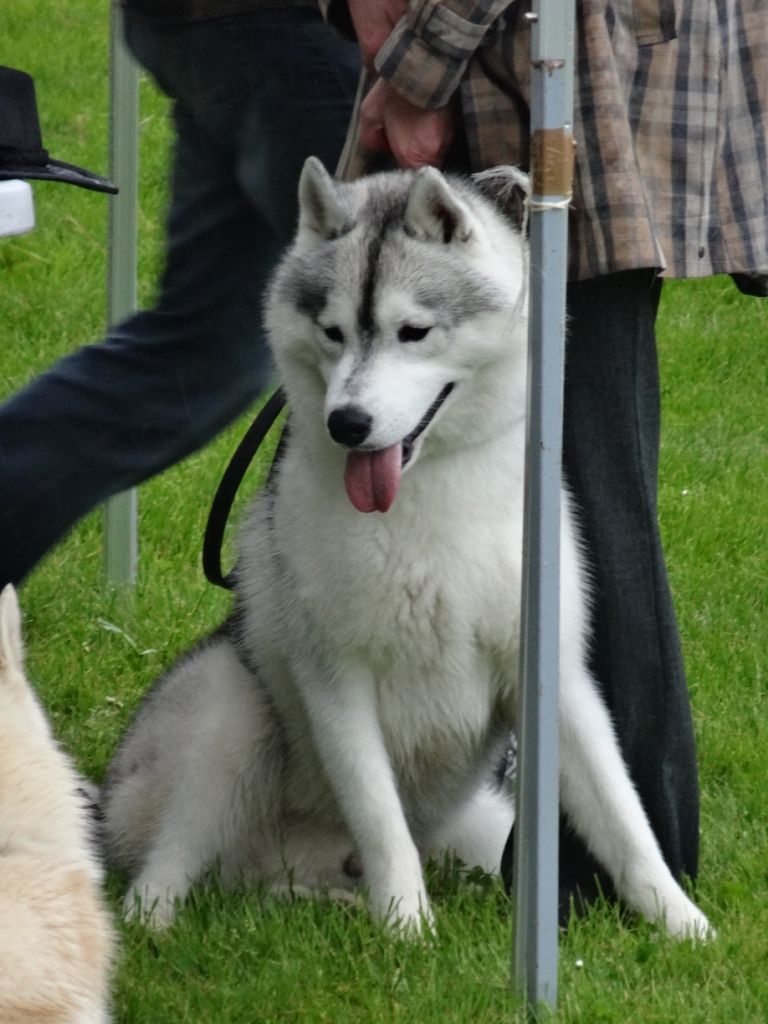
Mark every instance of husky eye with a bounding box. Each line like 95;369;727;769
322;325;344;344
398;324;431;343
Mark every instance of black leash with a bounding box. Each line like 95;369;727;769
202;388;287;590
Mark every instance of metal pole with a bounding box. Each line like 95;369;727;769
513;0;575;1015
104;2;139;585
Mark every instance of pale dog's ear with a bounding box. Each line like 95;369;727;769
297;156;351;243
0;584;25;676
404;166;476;244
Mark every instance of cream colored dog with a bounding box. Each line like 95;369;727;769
0;584;113;1024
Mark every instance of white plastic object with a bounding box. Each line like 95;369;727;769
0;179;35;237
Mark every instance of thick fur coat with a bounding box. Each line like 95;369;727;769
0;585;113;1024
103;161;710;940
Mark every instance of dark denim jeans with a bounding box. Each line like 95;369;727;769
0;8;359;584
502;270;700;917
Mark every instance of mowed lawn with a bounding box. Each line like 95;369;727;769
2;4;767;1022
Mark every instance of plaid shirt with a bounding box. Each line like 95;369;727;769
326;0;768;285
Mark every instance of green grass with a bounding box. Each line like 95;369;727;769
3;4;768;1021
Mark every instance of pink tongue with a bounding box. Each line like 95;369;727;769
344;444;402;513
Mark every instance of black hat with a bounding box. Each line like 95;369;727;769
0;65;117;194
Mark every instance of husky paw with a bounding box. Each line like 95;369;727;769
268;881;361;906
123;882;181;930
664;898;715;942
370;883;434;937
624;862;715;942
384;897;436;938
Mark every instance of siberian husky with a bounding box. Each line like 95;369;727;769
103;159;711;940
0;585;113;1023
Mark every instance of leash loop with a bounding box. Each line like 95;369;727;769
202;388;286;590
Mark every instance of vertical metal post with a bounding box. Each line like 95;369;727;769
513;0;575;1015
104;2;139;584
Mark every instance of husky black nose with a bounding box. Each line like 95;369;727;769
327;405;372;447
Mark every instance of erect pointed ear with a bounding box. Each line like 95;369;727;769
297;156;351;242
0;584;24;676
404;166;476;244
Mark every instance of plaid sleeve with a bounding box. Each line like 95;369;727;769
375;0;514;109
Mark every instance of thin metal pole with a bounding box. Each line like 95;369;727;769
513;0;575;1015
104;3;139;585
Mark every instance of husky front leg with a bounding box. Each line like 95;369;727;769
558;660;712;939
296;657;430;932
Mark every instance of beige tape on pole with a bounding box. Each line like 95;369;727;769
531;127;575;197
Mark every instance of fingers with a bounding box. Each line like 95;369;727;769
348;0;406;69
360;80;455;170
387;107;455;169
359;78;392;152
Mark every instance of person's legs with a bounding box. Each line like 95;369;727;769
501;269;700;918
0;10;359;585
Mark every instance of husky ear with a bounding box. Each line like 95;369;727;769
404;166;476;244
297;156;351;242
0;584;24;676
471;165;530;234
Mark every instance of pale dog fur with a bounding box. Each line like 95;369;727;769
103;159;711;940
0;585;113;1023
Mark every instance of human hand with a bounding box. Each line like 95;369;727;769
347;0;406;67
359;78;455;170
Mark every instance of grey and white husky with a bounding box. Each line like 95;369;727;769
103;158;711;939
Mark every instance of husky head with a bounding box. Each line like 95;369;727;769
267;158;528;513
